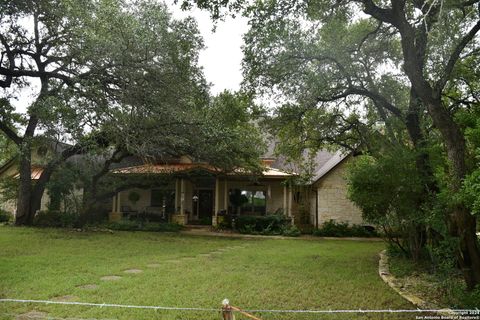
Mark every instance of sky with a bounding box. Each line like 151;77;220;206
169;2;249;95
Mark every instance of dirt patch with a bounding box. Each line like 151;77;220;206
100;275;122;281
51;295;78;302
77;284;99;290
146;263;161;268
16;310;48;320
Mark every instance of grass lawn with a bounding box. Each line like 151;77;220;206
0;226;416;319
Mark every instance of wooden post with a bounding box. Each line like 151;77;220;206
221;299;234;320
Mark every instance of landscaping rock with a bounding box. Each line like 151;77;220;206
100;275;122;281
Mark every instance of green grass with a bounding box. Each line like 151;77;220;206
0;226;416;319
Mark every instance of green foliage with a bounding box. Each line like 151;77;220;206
347;150;423;223
128;191;141;204
280;224;301;237
0;208;12;223
197;91;265;173
104;220;182;232
47;163;82;213
347;149;430;256
235;214;292;235
461;168;480;216
33;210;79;228
312;220;377;237
0;176;18;204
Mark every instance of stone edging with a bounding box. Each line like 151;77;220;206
378;250;455;316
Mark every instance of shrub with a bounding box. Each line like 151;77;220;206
105;220;182;232
313;220;377;237
0;208;12;223
281;225;301;237
33;210;78;228
235;215;291;235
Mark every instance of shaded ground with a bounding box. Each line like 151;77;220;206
0;226;418;319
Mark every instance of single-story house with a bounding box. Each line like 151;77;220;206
0;142;364;228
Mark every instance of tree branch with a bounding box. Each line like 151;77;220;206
0;120;22;145
317;86;403;118
435;19;480;95
359;0;395;24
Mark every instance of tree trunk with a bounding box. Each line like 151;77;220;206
423;98;480;289
15;143;33;225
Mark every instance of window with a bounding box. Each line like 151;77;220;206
150;189;175;213
240;190;266;215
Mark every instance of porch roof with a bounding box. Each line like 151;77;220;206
111;163;294;178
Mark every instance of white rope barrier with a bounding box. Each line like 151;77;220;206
1;298;478;315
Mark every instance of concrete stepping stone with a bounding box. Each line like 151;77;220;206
198;253;212;257
100;275;122;281
16;310;48;320
51;295;78;302
123;269;143;274
147;263;161;268
77;284;99;290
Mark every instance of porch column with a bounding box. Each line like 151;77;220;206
267;184;271;212
174;179;180;212
180;178;185;215
283;183;287;215
109;193;122;222
224;179;228;212
288;186;293;223
112;194;117;213
213;177;220;226
117;191;122;213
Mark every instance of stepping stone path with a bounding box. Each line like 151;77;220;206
146;263;161;268
100;275;122;281
16;310;48;320
77;284;99;290
51;295;78;302
123;269;143;274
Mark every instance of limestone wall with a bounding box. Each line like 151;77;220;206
313;158;364;226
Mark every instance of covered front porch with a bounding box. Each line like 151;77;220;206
109;170;295;226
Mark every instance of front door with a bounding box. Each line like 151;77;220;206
195;190;213;224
